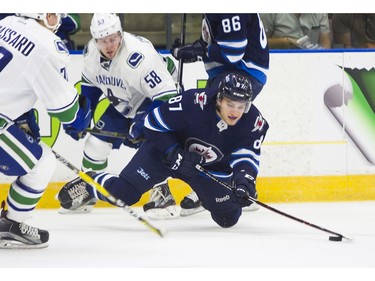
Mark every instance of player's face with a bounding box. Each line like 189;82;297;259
96;33;122;60
45;13;62;32
217;97;247;126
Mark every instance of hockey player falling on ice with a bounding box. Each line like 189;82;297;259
58;73;269;228
144;13;270;217
0;13;92;248
58;13;179;217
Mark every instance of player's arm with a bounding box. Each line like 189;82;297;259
128;54;178;142
144;92;205;177
34;57;92;139
230;112;269;206
205;14;248;65
80;74;103;112
143;93;190;153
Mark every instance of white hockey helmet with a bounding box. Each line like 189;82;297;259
16;13;66;32
90;13;123;39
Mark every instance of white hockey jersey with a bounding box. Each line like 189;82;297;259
81;32;177;118
0;16;79;125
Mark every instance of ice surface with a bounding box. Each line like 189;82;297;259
1;201;374;279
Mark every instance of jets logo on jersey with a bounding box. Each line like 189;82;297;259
252;114;265;132
127;52;144;68
55;40;68;54
194;92;207;110
186;138;224;164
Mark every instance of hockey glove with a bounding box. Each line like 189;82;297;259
171;39;207;63
233;172;257;207
14;109;41;142
63;95;92;141
164;146;205;177
128;100;163;144
123;138;142;149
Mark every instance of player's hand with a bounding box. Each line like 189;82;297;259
14;109;41;142
128;120;144;143
171;39;206;63
164;146;205;177
63;95;92;141
123;137;142;149
233;173;257;207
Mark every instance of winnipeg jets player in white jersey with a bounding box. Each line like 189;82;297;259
0;14;92;248
58;13;179;218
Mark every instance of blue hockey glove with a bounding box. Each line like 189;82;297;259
14;109;41;142
164;146;205;177
123;138;142;149
63;95;92;141
128;119;145;143
171;39;206;63
128;100;163;143
233;172;257;207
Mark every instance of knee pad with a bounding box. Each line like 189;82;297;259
82;135;113;172
211;208;241;228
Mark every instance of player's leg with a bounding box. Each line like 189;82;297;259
0;125;54;248
58;141;171;209
58;106;130;214
82;105;129;172
186;172;243;228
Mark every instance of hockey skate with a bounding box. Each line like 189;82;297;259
57;172;97;214
0;201;49;249
143;180;179;220
180;191;205;217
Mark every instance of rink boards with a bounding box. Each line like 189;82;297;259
1;50;375;207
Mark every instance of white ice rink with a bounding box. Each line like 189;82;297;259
1;201;374;279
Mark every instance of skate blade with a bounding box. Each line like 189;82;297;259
180;206;205;217
145;206;180;220
0;239;48;249
58;205;94;214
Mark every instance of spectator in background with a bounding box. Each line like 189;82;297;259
332;14;375;48
56;14;80;50
260;13;331;49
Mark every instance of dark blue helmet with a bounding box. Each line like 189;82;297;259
217;73;253;113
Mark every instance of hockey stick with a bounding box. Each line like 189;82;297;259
84;128;144;144
176;13;187;93
52;149;164;237
84;128;128;139
195;165;352;241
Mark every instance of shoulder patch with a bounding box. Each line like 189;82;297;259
127;52;144;68
194;92;207;110
54;40;69;54
252;114;266;132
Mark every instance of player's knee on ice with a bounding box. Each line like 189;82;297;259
210;208;241;228
105;176;144;206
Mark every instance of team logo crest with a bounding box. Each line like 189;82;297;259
252;114;265;132
185;138;224;164
127;52;144;68
55;40;69;54
194;92;207;110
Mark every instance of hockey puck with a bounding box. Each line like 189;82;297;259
329;236;343;242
